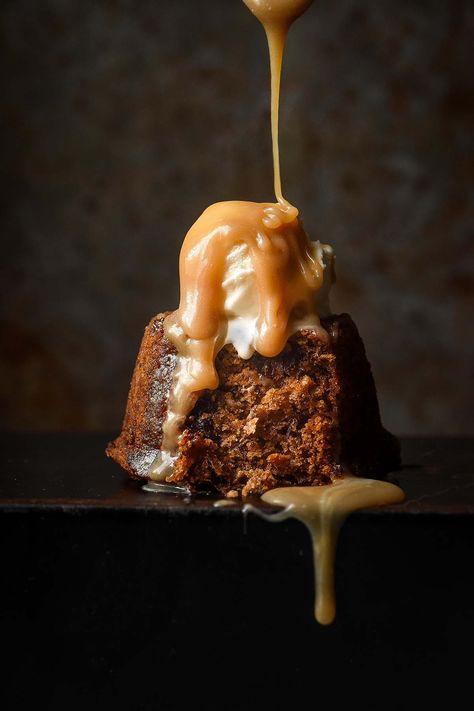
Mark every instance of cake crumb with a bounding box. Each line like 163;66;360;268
243;417;258;435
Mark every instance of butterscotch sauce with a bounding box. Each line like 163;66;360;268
249;476;405;624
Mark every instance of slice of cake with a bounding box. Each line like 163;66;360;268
107;310;399;497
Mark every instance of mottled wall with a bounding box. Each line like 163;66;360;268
1;0;473;434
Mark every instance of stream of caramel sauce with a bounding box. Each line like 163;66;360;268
242;0;314;203
149;0;319;477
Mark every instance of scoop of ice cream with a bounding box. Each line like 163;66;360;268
222;240;335;359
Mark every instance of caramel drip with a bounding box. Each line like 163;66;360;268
249;475;405;625
243;0;314;203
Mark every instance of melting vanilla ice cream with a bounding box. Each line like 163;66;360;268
223;240;334;359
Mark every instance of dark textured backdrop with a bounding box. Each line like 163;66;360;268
1;0;473;434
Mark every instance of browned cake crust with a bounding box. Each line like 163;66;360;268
107;316;177;479
107;313;400;496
